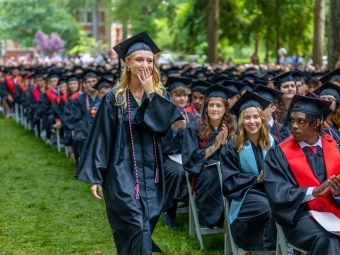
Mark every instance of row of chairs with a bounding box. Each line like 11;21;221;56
5;102;69;158
183;161;308;255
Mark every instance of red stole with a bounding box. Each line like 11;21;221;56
6;75;23;95
20;84;28;92
56;94;67;104
71;91;81;100
280;136;340;218
46;89;57;104
32;86;42;102
185;104;195;114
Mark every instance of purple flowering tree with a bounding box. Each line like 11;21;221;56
34;30;65;56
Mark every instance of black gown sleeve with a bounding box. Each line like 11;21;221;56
72;96;85;135
133;92;183;137
263;146;307;224
220;140;258;200
75;92;116;185
182;121;206;175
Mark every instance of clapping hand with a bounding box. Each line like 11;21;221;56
329;175;340;197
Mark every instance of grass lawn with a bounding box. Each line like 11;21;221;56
0;116;224;255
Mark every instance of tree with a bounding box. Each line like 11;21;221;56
313;0;326;67
34;30;65;56
328;0;340;69
207;0;220;63
0;0;82;49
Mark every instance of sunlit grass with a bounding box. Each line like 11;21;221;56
0;116;224;255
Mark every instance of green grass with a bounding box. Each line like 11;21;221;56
0;116;224;255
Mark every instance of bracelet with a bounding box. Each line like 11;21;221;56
208;146;215;154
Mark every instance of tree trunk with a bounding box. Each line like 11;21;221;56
207;0;220;64
328;0;340;70
313;0;326;67
91;0;99;41
122;19;128;40
254;35;259;55
265;40;269;63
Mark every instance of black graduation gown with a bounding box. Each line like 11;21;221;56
324;123;340;147
220;140;276;251
25;86;41;122
60;97;75;146
71;93;98;143
269;120;290;142
35;92;57;139
75;88;182;255
182;121;224;229
264;146;340;255
162;112;196;212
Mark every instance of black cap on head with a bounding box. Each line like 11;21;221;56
293;69;312;81
291;94;332;119
33;71;45;79
241;80;257;93
82;69;98;79
319;69;340;84
45;72;60;81
93;78;113;90
270;71;295;87
166;67;181;76
253;79;268;86
222;80;246;95
242;73;257;82
229;90;272;118
101;72;115;80
67;75;79;83
57;79;67;86
252;85;284;103
190;80;213;93
211;74;230;85
166;77;192;93
112;31;161;62
203;84;238;100
313;82;340;100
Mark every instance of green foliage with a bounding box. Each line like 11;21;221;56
68;30;109;55
0;116;226;254
0;0;82;50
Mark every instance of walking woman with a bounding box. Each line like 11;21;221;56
220;91;277;255
75;32;183;255
182;84;236;229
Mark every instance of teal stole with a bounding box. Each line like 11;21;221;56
228;135;275;224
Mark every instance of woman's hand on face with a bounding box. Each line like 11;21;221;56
138;65;154;94
91;184;103;199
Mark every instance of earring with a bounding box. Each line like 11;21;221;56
127;67;130;72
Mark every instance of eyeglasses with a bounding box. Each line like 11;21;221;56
320;97;336;102
290;118;308;127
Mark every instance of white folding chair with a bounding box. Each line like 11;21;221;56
185;162;224;250
56;129;66;153
276;223;308;255
15;103;22;124
0;96;3;114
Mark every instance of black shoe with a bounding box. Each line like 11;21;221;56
165;214;176;230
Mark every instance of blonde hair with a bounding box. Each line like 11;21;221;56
115;53;164;108
199;98;236;140
235;107;271;152
170;86;190;97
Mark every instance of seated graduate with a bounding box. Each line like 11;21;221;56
264;94;340;255
182;84;236;229
35;72;60;142
220;91;277;255
71;70;99;160
253;85;291;142
313;82;340;147
162;77;196;229
51;79;68;134
94;78;113;100
76;31;183;255
185;80;212;117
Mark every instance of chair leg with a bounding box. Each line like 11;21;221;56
56;130;61;152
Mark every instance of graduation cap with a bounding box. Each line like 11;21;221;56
190;80;213;93
82;69;98;79
32;71;45;79
211;74;230;85
293;69;312;81
165;77;192;93
93;78;114;90
242;80;257;93
221;80;246;95
45;72;60;81
252;85;284;103
319;69;340;84
166;67;181;76
253;79;268;87
242;73;257;82
229;90;272;118
202;84;238;100
291;94;332;119
270;71;295;88
72;66;84;74
57;79;67;86
101;72;115;80
112;31;161;62
67;75;79;83
313;82;340;100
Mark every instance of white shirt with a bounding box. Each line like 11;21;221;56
298;137;340;202
268;118;274;128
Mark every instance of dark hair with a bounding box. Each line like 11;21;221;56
306;113;324;136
